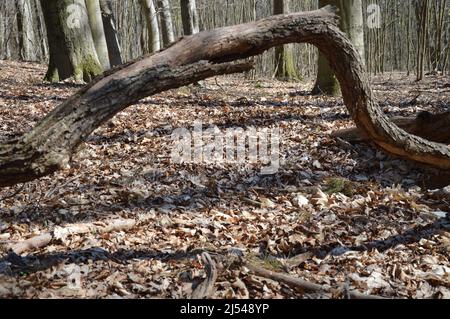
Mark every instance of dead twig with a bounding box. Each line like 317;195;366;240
243;259;388;299
191;252;218;299
0;184;25;202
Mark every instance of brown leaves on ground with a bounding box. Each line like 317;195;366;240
0;60;449;299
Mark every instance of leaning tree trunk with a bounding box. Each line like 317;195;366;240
99;0;122;67
40;0;103;83
2;6;450;188
85;0;110;70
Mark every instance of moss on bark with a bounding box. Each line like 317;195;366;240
74;55;103;82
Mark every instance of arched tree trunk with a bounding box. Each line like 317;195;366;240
1;6;450;188
334;111;450;144
312;0;364;95
40;0;103;83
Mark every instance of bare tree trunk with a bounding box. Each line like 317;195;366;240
273;0;298;80
2;6;450;188
85;0;110;70
180;0;199;35
40;0;103;83
157;0;175;46
99;0;122;67
140;0;161;52
312;0;365;95
415;0;429;81
15;0;36;61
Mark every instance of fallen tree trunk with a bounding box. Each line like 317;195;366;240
1;6;450;187
334;111;450;144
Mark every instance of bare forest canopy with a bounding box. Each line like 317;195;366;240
1;0;449;79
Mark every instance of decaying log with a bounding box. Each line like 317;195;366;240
334;111;450;144
1;5;450;188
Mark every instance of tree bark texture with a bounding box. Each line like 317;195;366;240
157;0;175;46
140;0;161;52
40;0;103;83
312;0;365;95
99;0;122;67
180;0;199;35
85;0;110;70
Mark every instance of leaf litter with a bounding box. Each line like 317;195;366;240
0;60;449;299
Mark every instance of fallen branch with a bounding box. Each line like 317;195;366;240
191;252;219;299
4;218;137;255
333;111;450;144
8;233;53;255
243;259;387;299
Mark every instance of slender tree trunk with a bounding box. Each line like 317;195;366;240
34;0;48;61
415;0;429;81
140;0;161;52
99;0;122;67
15;0;36;61
180;0;199;35
156;0;175;46
40;0;103;83
2;7;450;188
85;0;110;70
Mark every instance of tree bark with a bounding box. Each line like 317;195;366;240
98;0;122;67
40;0;103;83
15;0;36;61
273;0;298;80
415;0;430;81
333;111;450;144
140;0;161;53
85;0;110;70
180;0;199;36
312;0;365;95
156;0;175;46
2;6;450;188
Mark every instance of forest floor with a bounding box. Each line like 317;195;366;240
0;60;449;299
